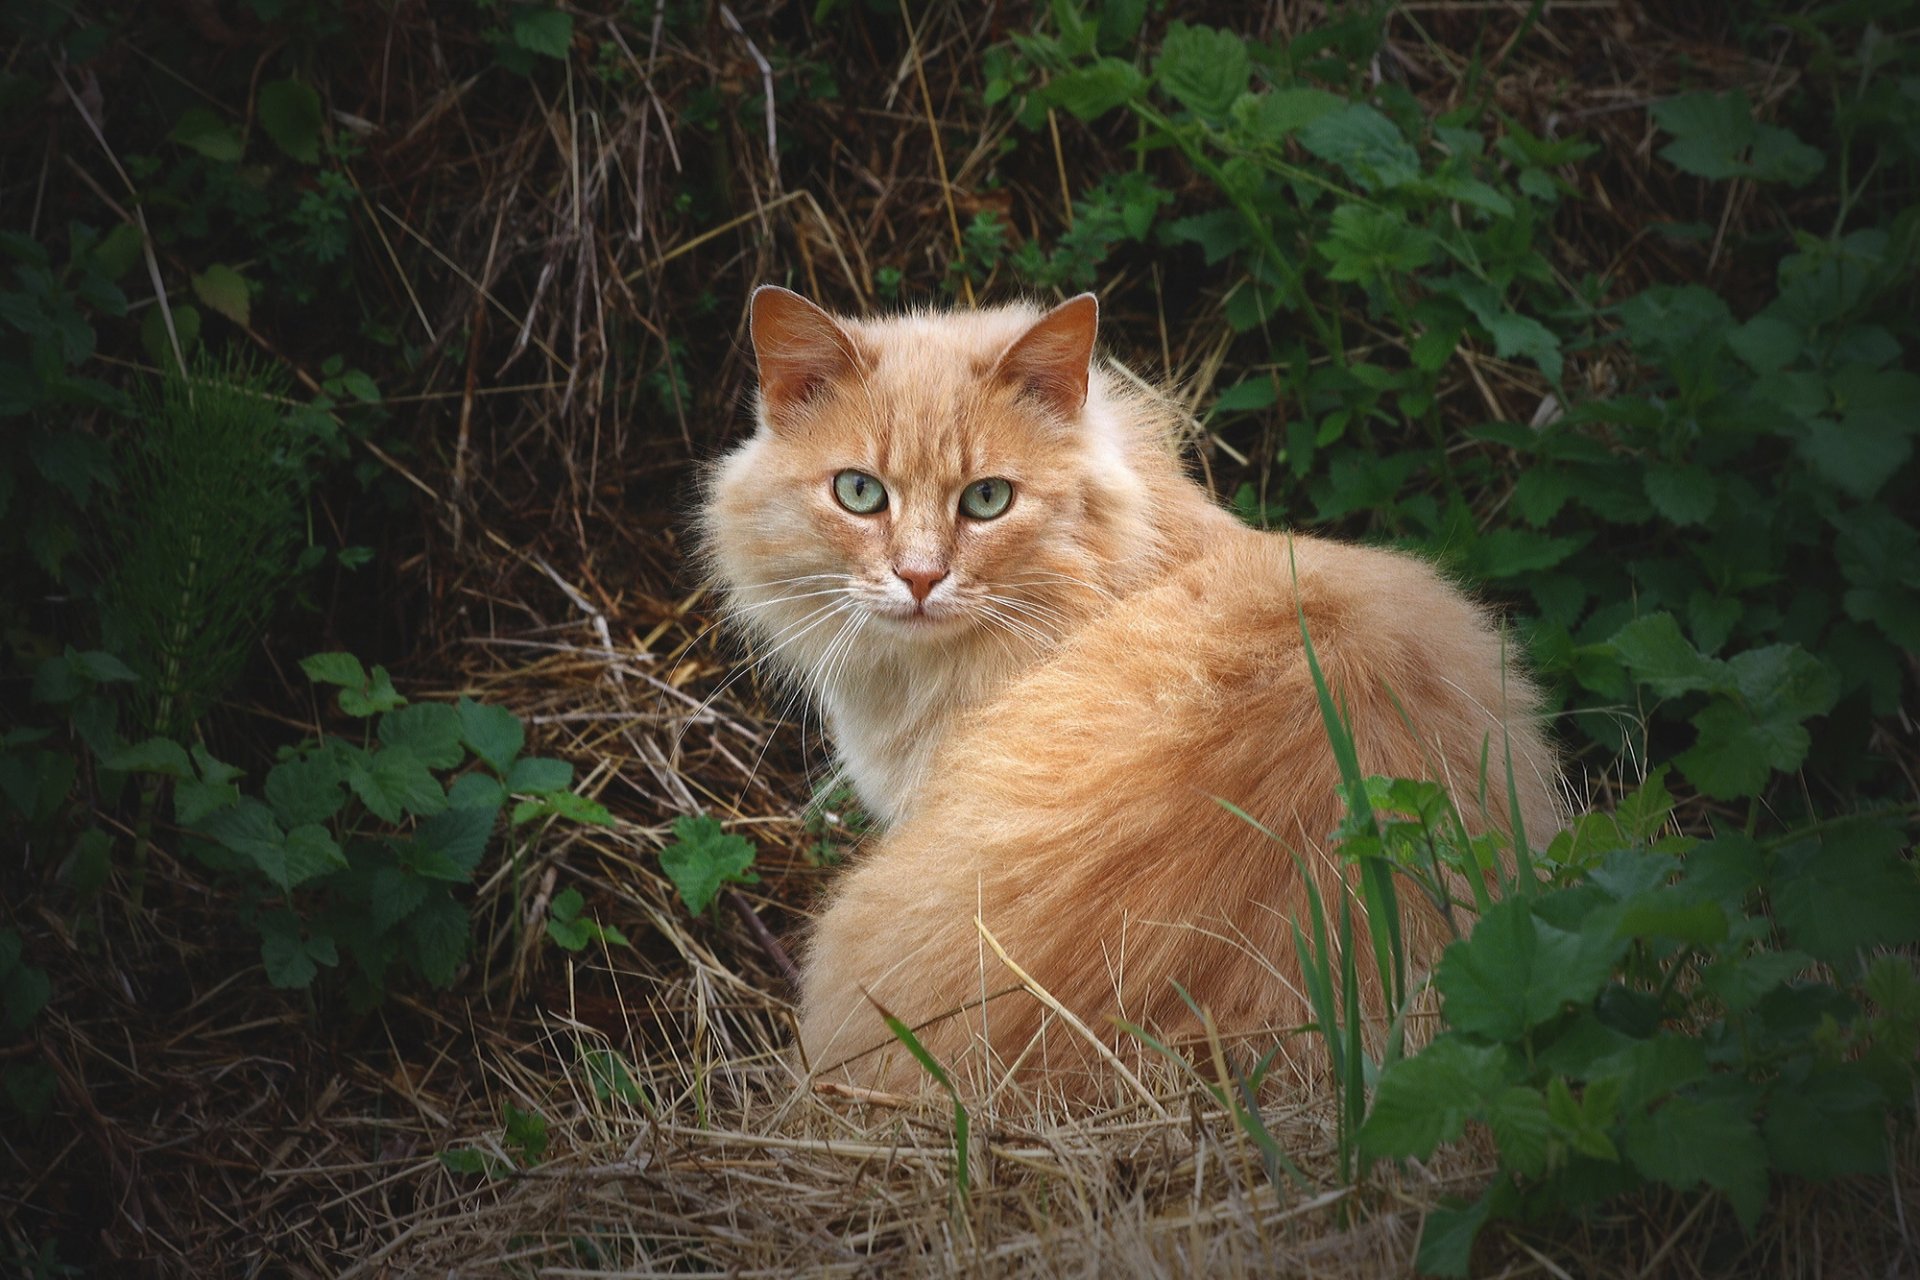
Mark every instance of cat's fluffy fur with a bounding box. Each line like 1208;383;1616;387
701;287;1562;1096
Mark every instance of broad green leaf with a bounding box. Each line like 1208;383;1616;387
1485;1085;1553;1178
510;6;574;59
347;745;446;823
512;790;613;827
198;797;284;871
283;823;348;887
259;78;323;164
1154;22;1247;120
1299;103;1420;192
503;1102;550;1162
1643;462;1716;526
1606;613;1730;698
1697;950;1811;1013
447;771;508;811
1764;1067;1889;1180
1359;1036;1508;1160
191;743;243;786
368;866;430;932
259;911;320;988
657;814;758;915
1316;204;1434;284
339;665;405;717
1586;1034;1708;1115
1232;87;1343;140
506;756;572;794
1622;1093;1768;1230
1771;820;1920;964
265;753;346;827
1654;91;1757;181
458;697;524;774
1414;1180;1513;1278
378;703;465;770
1211;377;1277;414
1436;898;1624;1041
415;805;495;875
190;264;250;327
169;107;243;161
301;652;367;689
174;777;241;826
1466;528;1588;579
105;736;192;778
1043;58;1145;121
408;894;469;987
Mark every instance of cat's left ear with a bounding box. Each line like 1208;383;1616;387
750;285;865;424
993;293;1099;418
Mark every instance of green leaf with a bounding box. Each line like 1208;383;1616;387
169;107;243;161
510;6;574;59
1043;57;1146;121
1698;950;1811;1013
458;697;524;774
1211;377;1277;414
258;78;323;164
1300;103;1421;192
347;745;447;823
1771;820;1920;964
1623;1093;1769;1230
657;814;759;916
1465;528;1588;579
191;743;244;786
198;797;284;866
368;866;430;932
506;756;572;794
1764;1067;1888;1181
1643;462;1716;526
415;805;495;875
512;790;613;826
503;1102;550;1162
1232;87;1343;140
190;264;250;328
1486;1085;1553;1178
1415;1181;1512;1278
547;914;591;951
1154;22;1248;121
438;1147;506;1176
378;703;466;770
1606;613;1730;698
1316;203;1434;285
448;772;508;811
265;753;346;827
408;894;469;988
283;824;348;887
105;735;192;778
1359;1036;1508;1160
301;652;367;689
339;665;405;717
175;776;240;825
1436;899;1625;1041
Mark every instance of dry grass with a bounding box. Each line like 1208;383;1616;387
5;1;1915;1275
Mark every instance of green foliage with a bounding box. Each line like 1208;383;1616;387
1355;801;1919;1273
802;780;871;866
988;4;1917;815
657;814;759;916
440;1101;552;1178
882;1013;972;1199
546;888;631;952
0;929;56;1121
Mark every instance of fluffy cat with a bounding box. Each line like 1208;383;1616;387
701;286;1563;1097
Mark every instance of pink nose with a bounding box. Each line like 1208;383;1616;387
894;564;948;603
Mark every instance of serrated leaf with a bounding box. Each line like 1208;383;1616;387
191;743;243;786
458;697;524;774
1643;462;1716;526
258;78;323;164
198;797;284;868
1623;1093;1769;1230
506;756;572;794
415;805;494;875
503;1102;550;1162
1436;898;1625;1041
1154;22;1247;120
105;736;192;778
1771;820;1920;964
1485;1086;1553;1178
1764;1067;1888;1180
1299;103;1421;192
369;865;430;932
657;814;758;916
339;664;405;717
265;753;346;827
408;893;468;988
1606;613;1731;698
258;911;329;988
169;107;243;161
447;771;507;811
190;263;250;327
1232;86;1343;140
283;823;348;887
347;745;446;823
1698;950;1811;1013
378;703;465;770
1043;57;1145;121
1359;1036;1508;1160
511;789;613;827
301;652;367;689
547;914;591;951
510;6;574;59
174;777;241;825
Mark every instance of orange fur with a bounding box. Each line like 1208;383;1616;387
701;288;1563;1098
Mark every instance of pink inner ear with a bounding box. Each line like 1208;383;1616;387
750;286;861;418
992;293;1099;417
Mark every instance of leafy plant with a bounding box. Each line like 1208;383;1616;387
657;814;758;916
547;888;631;952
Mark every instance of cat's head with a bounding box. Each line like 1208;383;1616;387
702;287;1158;669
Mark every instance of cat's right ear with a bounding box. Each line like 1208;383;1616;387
749;286;863;425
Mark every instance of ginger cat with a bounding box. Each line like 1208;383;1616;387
701;287;1562;1097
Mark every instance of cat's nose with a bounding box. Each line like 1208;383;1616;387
894;563;948;603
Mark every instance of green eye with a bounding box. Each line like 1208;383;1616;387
833;469;887;514
959;477;1014;520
